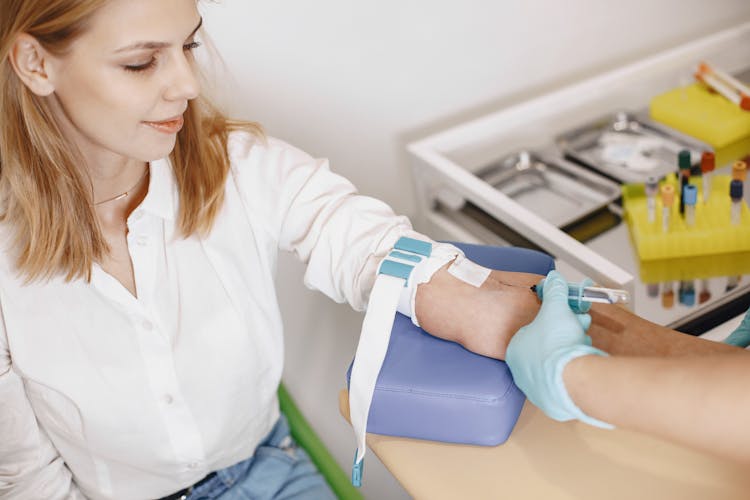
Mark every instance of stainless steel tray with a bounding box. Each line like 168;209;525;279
475;149;621;228
556;110;712;184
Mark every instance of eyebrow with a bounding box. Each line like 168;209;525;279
115;17;203;53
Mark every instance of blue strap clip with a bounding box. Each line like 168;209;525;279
394;236;432;257
352;451;364;487
377;237;433;286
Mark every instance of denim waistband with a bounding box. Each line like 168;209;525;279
185;415;290;499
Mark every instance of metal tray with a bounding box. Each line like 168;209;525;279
475;149;621;228
556;110;712;184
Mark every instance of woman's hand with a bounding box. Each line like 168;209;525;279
415;264;542;359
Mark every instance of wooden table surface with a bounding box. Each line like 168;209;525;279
339;390;750;500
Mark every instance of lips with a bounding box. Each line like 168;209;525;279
143;115;184;134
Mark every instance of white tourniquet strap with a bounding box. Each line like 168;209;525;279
347;237;490;486
348;276;403;476
348;236;432;487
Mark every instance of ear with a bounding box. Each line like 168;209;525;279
8;33;56;96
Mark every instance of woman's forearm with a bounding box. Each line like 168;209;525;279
417;267;744;360
564;352;750;463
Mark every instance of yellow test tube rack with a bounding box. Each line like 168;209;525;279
650;83;750;167
637;251;750;284
623;174;750;261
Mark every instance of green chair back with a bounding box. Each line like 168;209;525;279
278;384;364;500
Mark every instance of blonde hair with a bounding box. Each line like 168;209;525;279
0;0;261;282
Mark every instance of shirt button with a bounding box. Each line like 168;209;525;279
135;235;148;246
187;462;199;470
163;394;174;405
141;320;153;330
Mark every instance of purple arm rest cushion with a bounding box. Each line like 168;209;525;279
347;243;554;445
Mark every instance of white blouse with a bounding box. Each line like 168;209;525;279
0;133;420;499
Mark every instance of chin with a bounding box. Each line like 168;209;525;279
141;136;179;162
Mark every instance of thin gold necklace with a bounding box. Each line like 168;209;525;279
93;168;149;206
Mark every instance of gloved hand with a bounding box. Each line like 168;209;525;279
506;270;613;428
533;276;594;314
723;308;750;348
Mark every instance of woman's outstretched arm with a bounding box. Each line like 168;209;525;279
415;266;741;359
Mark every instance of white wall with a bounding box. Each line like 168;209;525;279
201;2;750;498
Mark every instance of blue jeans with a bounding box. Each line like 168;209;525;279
188;415;336;500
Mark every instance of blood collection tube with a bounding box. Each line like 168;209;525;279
683;184;697;227
646;283;659;298
733;160;747;182
678;280;695;307
645;176;659;223
678;150;691;182
699;279;711;304
730;179;743;225
678;150;691;215
700;151;715;203
660;184;674;232
661;281;674;309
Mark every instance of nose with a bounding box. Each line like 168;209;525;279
163;51;200;102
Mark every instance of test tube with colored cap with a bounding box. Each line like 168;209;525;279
662;281;674;309
730;179;743;225
678;150;692;179
678;280;696;307
661;184;674;232
678;150;691;215
701;151;715;203
645;176;659;223
699;279;711;304
733;160;747;182
683;184;697;227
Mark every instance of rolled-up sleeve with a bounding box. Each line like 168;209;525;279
0;300;83;500
231;134;424;311
277;156;415;310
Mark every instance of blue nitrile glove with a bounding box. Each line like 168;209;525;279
534;276;594;314
723;308;750;348
506;270;614;429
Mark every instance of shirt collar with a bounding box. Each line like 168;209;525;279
139;156;178;221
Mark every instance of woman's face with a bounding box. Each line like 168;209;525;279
45;0;202;166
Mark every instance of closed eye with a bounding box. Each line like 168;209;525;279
124;58;157;72
123;37;201;73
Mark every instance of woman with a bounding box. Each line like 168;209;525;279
0;1;541;498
